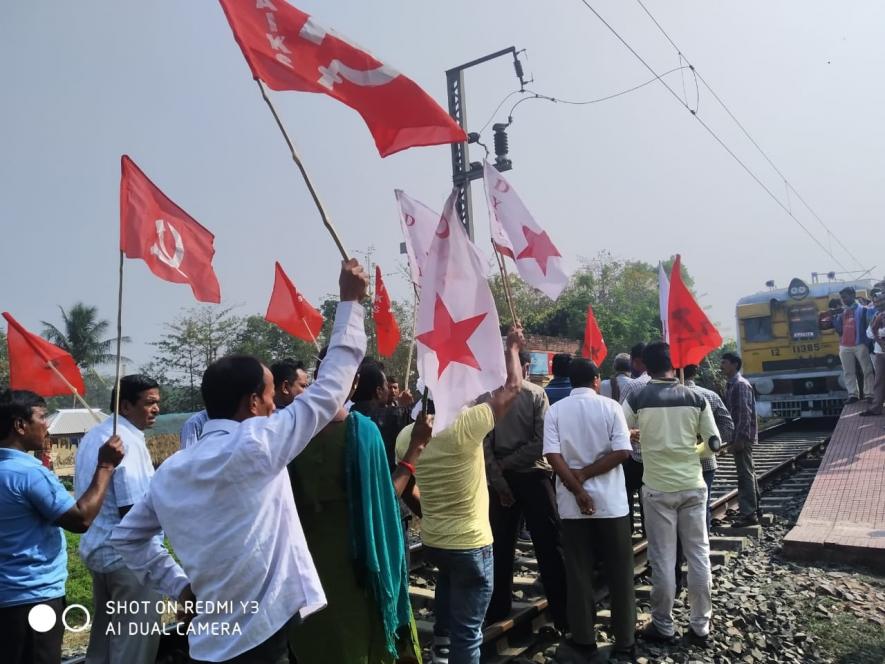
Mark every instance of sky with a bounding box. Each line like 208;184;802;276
2;1;883;370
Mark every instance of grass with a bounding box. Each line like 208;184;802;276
805;597;885;663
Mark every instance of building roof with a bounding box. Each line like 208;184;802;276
47;408;109;436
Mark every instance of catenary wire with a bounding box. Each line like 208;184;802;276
575;0;849;271
634;0;864;272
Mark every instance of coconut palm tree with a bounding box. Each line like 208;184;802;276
42;303;129;369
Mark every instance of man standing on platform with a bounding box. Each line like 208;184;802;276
721;352;762;527
861;292;885;417
483;350;568;634
74;374;164;664
544;358;636;661
833;286;875;404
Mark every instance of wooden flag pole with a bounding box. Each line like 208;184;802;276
45;362;102;423
491;241;520;326
304;322;322;353
256;80;349;261
403;285;419;390
112;250;124;435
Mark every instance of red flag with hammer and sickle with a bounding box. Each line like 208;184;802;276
120;156;221;303
218;0;466;157
581;304;607;366
3;312;86;397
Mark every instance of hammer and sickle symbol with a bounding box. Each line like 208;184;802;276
150;219;185;270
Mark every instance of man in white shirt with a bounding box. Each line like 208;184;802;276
74;374;163;664
543;358;636;662
110;259;369;664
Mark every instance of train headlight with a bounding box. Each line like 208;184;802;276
754;378;775;395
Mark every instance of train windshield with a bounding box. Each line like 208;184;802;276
787;303;819;340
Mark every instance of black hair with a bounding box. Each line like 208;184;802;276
518;350;532;367
721;352;743;371
388;376;400;386
351;360;387;403
642;342;673;375
630;343;647;360
840;286;856;296
683;364;699;381
270;358;305;389
551;353;572;378
828;298;842;309
568;358;600;387
201;356;266;419
0;389;46;440
109;374;159;412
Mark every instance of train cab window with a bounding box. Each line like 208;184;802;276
743;316;772;342
788;304;819;341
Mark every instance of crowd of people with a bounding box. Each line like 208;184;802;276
829;283;885;415
2;258;775;664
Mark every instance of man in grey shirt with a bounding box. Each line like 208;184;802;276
483;351;568;632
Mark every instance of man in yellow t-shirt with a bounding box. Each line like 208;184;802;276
396;328;524;664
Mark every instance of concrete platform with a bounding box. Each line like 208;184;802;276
783;401;885;571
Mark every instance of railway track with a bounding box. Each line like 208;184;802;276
61;420;832;664
407;419;834;663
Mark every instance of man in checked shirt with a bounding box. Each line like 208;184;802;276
721;352;761;527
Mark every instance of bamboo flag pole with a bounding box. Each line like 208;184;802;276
45;363;101;423
256;80;349;261
304;322;322;353
403;285;419;390
491;241;519;326
112;250;124;435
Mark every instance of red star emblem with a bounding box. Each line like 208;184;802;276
417;295;488;378
516;226;561;275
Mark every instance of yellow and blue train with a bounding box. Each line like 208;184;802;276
735;276;873;418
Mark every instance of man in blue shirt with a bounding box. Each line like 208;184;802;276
0;389;123;664
544;353;573;405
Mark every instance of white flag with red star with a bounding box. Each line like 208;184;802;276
483;161;568;300
395;189;439;287
417;189;506;434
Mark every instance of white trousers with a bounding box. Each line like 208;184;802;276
642;485;712;637
839;344;875;398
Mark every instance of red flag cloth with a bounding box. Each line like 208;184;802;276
667;255;722;368
373;265;400;358
217;0;466;157
265;262;324;343
120;156;221;303
3;312;86;397
580;304;607;366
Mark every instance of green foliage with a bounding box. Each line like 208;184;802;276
64;532;93;624
0;329;8;387
41;303;129;369
228;315;318;365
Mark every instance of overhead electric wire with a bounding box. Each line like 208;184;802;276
575;0;849;271
504;65;693;121
633;0;865;272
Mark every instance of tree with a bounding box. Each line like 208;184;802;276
0;329;9;387
147;306;240;412
41;303;129;369
228;315;318;367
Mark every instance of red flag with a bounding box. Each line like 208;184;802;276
265;262;324;344
217;0;466;157
581;304;607;366
667;255;722;368
373;265;400;358
120;156;221;303
3;312;85;397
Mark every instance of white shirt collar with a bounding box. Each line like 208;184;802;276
569;387;597;396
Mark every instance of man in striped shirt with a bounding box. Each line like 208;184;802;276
721;352;761;527
624;342;721;647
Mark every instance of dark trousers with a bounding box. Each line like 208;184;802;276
193;618;295;664
733;444;760;518
486;470;568;630
0;596;66;664
623;457;645;535
561;517;636;649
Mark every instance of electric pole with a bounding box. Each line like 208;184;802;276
446;47;528;239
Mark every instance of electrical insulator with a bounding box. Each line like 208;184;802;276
492;123;512;171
